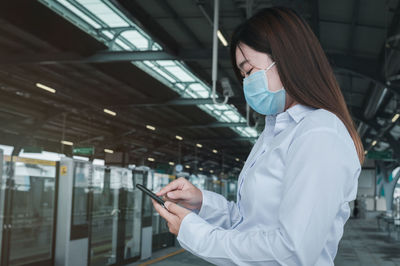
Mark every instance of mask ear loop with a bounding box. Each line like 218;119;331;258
265;61;276;71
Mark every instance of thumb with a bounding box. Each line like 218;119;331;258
167;190;190;200
164;201;190;218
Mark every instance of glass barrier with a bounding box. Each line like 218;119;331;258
3;156;57;266
140;170;153;229
121;168;141;261
0;150;5;263
221;179;228;198
228;180;238;201
71;160;90;240
89;165;114;266
152;173;174;250
197;174;207;190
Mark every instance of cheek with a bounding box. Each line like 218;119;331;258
267;72;283;92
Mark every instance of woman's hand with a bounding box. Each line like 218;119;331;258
156;177;203;211
151;199;191;235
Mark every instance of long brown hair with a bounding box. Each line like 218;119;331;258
230;7;365;165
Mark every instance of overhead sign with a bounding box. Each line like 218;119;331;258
23;146;43;153
366;150;393;160
73;147;94;156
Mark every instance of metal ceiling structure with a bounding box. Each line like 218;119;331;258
0;0;400;174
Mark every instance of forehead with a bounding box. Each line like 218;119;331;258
235;43;254;63
235;43;270;67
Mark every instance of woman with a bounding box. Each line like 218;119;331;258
152;7;363;266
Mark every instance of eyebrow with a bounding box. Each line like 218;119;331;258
237;59;249;70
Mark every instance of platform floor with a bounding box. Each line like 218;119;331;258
131;218;400;266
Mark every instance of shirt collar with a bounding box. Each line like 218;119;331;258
285;104;316;123
264;104;315;125
263;104;315;136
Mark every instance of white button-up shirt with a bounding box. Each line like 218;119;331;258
177;104;361;266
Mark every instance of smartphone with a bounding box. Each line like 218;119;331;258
136;184;165;207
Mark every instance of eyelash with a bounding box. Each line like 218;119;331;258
245;68;253;76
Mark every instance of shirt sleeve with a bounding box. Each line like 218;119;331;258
197;189;242;229
177;129;360;266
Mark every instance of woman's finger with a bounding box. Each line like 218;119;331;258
156;178;185;196
152;199;176;223
164;201;191;218
166;189;190;200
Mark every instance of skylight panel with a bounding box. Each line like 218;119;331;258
175;83;185;90
204;104;214;111
121;30;149;50
244;127;258;137
58;0;102;28
164;66;195;82
156;60;178;67
143;60;156;68
152;43;162;50
220;115;230;122
184;89;198;98
195;90;209;98
115;39;131;50
102;30;114;39
235;127;245;133
188;84;209;98
153;67;177;83
224;111;240;122
212;104;229;111
77;0;129;27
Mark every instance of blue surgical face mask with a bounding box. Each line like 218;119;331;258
243;61;286;115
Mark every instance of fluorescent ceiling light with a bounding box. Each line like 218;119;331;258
364;150;368;155
209;170;214;173
104;108;117;116
36;83;56;93
146;125;156;130
196;143;203;148
212;149;218;154
199;167;203;171
169;162;175;166
61;140;73;146
217;30;228;47
372;140;377;146
104;149;114;154
185;165;190;169
392;114;400;123
176;135;183;141
235;158;240;162
147;157;155;162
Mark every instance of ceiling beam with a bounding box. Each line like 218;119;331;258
169;122;247;129
311;0;320;39
0;49;231;65
347;0;360;55
111;97;244;108
0;50;384;84
197;136;257;142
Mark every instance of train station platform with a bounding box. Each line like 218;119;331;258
129;218;400;266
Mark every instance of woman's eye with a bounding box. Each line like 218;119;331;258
245;68;253;76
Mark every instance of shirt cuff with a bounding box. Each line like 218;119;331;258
177;212;209;250
198;189;217;219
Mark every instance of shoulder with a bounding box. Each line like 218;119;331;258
299;108;341;130
295;108;354;150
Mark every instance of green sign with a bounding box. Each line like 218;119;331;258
366;150;392;160
73;147;94;156
23;146;43;153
